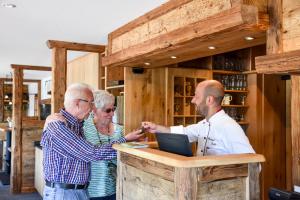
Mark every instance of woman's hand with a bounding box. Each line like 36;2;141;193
43;113;66;131
124;129;144;142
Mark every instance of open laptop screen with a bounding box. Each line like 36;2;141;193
155;132;193;157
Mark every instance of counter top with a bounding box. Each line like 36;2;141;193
0;124;11;140
0;124;11;132
113;142;265;168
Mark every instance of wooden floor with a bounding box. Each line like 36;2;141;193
0;184;42;200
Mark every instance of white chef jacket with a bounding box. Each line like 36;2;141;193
170;110;255;156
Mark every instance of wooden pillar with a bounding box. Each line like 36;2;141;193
37;81;41;120
174;168;198;200
291;75;300;185
51;47;67;113
267;0;283;55
11;68;23;193
0;80;4;122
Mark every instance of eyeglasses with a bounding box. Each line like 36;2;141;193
103;106;116;113
78;99;94;106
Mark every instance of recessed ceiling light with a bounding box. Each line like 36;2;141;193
245;36;255;41
4;95;8;99
9;101;12;105
144;62;151;66
170;56;177;59
208;46;216;50
1;3;16;8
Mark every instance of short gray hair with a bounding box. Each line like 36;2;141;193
93;90;115;109
64;83;93;108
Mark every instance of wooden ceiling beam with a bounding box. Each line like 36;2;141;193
11;64;51;71
47;40;106;53
0;78;41;83
256;49;300;74
102;5;268;68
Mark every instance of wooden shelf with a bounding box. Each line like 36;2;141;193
40;98;51;105
224;90;248;93
222;104;248;108
238;121;249;125
106;85;124;89
212;70;243;75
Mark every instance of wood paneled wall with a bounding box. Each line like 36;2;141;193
124;67;167;140
67;53;102;89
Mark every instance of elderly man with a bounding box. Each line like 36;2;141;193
41;83;142;200
143;80;254;156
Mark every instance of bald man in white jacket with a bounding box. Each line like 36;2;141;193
143;80;255;156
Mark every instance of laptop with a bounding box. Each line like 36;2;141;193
155;132;193;157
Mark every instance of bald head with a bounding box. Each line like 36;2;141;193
198;80;224;105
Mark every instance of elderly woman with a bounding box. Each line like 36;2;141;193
44;89;143;200
84;90;123;200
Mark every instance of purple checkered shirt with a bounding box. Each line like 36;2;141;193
40;109;126;184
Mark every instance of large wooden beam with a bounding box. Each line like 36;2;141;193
51;47;67;113
0;80;4;122
11;68;23;193
11;64;51;71
266;0;283;54
0;78;41;83
255;49;300;74
102;2;268;68
47;40;106;53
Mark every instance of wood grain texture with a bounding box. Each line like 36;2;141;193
11;64;51;71
51;47;67;113
120;152;174;181
283;1;300;51
200;164;248;183
174;167;198;200
11;68;23;193
261;74;286;199
198;177;246;199
102;2;267;68
248;163;260;200
120;162;175;200
113;144;265;168
291;75;300;185
21;128;42;192
266;0;283;55
47;40;106;53
0;80;4;122
111;0;232;53
256;49;300;74
124;67;166;138
67;52;100;89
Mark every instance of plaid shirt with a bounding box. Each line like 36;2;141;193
41;109;126;184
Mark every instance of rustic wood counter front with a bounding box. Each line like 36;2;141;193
113;143;265;200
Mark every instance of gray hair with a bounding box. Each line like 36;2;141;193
64;83;93;108
93;90;115;109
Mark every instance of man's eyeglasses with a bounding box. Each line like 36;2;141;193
103;106;117;113
78;99;94;106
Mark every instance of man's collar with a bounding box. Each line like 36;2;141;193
205;109;225;123
60;109;83;126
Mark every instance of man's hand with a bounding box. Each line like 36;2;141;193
141;121;157;133
142;121;171;133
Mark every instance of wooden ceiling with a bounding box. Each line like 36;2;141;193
102;0;268;68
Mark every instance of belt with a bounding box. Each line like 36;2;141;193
45;180;89;190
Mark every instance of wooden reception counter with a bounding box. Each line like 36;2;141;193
113;143;265;200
